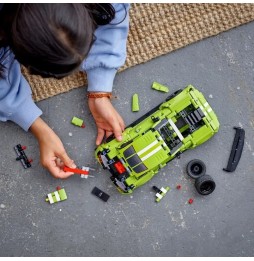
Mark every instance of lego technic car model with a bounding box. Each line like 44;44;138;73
95;85;220;194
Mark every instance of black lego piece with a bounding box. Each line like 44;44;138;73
14;144;32;169
152;186;161;194
91;187;110;202
223;127;245;172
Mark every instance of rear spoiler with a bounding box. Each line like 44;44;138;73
223;127;245;172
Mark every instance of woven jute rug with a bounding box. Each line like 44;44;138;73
21;3;254;102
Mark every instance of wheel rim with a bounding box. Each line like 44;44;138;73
191;164;202;175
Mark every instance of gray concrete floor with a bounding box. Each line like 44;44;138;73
1;21;254;257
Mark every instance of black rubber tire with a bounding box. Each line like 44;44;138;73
186;159;206;179
195;174;216;195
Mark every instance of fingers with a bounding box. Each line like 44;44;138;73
111;117;124;142
105;131;113;138
96;116;125;145
114;130;123;142
96;128;105;146
117;114;125;131
44;151;76;179
57;151;77;178
55;157;64;168
58;151;76;169
45;158;74;179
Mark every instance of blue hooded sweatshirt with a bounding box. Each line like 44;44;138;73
0;3;130;131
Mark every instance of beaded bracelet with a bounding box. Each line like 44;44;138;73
86;92;112;99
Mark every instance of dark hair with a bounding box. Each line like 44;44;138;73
0;3;117;79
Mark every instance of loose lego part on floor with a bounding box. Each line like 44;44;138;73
223;126;245;172
151;82;169;93
132;93;140;112
188;198;194;204
176;184;182;190
45;187;67;204
195;174;216;195
153;186;170;202
71;116;85;128
14;144;32;169
91;187;110;202
186;159;206;179
185;159;216;195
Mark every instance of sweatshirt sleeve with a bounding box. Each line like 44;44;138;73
81;3;130;93
0;48;42;131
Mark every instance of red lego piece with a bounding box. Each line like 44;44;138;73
176;184;181;190
21;146;27;150
56;186;61;191
63;166;89;175
188;198;194;204
114;161;126;174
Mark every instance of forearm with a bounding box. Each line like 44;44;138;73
29;117;54;142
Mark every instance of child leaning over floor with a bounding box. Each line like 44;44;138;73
0;3;130;178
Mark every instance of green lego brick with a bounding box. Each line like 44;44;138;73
132;93;140;112
71;116;84;128
152;82;169;93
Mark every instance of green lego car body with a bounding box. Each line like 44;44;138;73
95;85;220;194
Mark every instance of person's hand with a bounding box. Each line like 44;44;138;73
88;96;125;145
30;117;76;179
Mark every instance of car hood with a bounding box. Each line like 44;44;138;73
120;130;170;174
